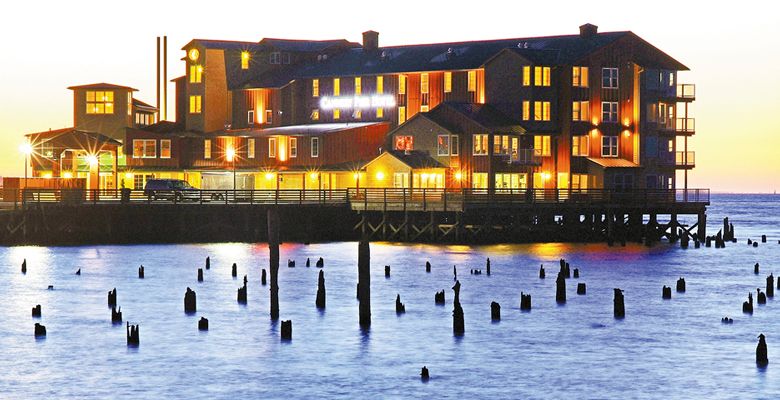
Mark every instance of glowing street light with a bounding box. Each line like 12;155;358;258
19;142;33;191
226;147;236;191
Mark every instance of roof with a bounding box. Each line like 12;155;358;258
210;122;387;138
363;150;447;170
132;98;158;112
259;38;359;52
25;127;122;146
67;83;138;91
429;103;527;134
587;157;640;168
132;121;188;134
182;39;261;51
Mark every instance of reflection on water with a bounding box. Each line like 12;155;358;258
0;194;778;398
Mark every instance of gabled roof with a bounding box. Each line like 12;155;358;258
67;83;138;91
431;103;527;134
25;128;122;146
587;157;640;168
132;121;188;135
259;38;359;52
132;98;158;112
182;39;261;51
209;122;386;138
362;150;447;170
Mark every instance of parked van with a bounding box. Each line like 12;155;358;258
144;179;199;201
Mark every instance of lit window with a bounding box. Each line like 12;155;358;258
269;137;277;158
355;77;361;95
668;139;674;152
189;65;203;83
241;51;250;69
311;109;320;121
248;110;255;125
127;93;132;116
602;67;619;89
204;139;212;159
444;72;452;93
573;66;589;87
395;135;413;151
398;76;406;95
86;91;114;114
437;135;450;156
572;135;589;157
602;136;618;157
377;76;384;93
534;66;550;86
160;139;171;159
354;109;362;119
333;78;340;96
534;135;551;157
493;135;511;155
312;79;319;97
248;138;255;159
132;139;156;158
398;106;406;124
189;95;202;114
572;101;590;121
421;73;429;94
522;66;531;86
572;174;588;190
420;105;429;112
602;101;618;123
472;173;488;189
522;101;530;121
467;70;477;92
376;107;383;118
451;135;459;156
311;137;319;158
265;110;273;124
473;134;488;155
270;52;280;64
333;109;340;120
289;137;297;158
534;101;550;121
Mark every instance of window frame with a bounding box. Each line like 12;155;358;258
268;137;277;158
572;66;589;87
270;52;280;64
443;72;452;93
312;79;319;97
602;101;618;123
247;138;255;159
204;139;212;159
534;135;551;157
160;139;171;159
572;135;589;157
522;66;531;86
451;135;459;156
310;137;319;158
247;110;254;125
132;139;157;159
333;78;340;96
289;137;297;158
602;67;619;89
572;100;590;121
86;91;114;114
601;136;619;157
189;95;202;114
472;134;488;156
437;135;450;156
467;70;477;92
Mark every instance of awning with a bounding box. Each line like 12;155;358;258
587;157;640;168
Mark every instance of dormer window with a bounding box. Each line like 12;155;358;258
241;51;250;69
270;52;281;64
86;91;114;114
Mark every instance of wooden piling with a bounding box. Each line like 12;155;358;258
358;240;371;328
385;265;390;277
556;272;566;304
662;286;672;299
758;289;766;304
577;283;586;295
138;265;144;279
111;306;122;323
435;290;445;305
316;270;326;309
21;258;26;274
573;268;579;278
316;257;324;268
237;283;247;304
486;258;491;276
108;288;117;307
396;294;406;314
757;334;769;367
767;274;775;297
205;256;210;270
268;209;280;320
197;268;203;282
539;265;545;279
232;263;237;277
126;322;139;345
184;287;197;313
490;301;500;321
281;320;292;340
755;263;760;274
425;261;431;273
614;288;625;319
306;257;311;267
520;292;531;310
676;277;686;293
261;269;267;285
34;322;46;337
32;304;41;317
452;280;464;336
198;317;209;331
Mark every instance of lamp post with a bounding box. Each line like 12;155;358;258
226;148;236;192
19;142;32;200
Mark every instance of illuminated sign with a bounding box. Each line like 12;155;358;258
319;94;396;110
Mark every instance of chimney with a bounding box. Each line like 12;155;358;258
579;23;598;38
362;30;379;51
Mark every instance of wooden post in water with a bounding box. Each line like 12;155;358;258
358;240;371;328
452;280;464;335
757;334;769;367
490;301;500;321
268;209;280;320
767;274;775;297
556;272;566;304
614;288;625;319
138;265;144;279
316;270;326;309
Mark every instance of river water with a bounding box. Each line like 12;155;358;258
1;194;778;399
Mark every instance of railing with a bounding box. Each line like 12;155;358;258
12;188;710;210
675;151;695;167
676;84;696;100
507;149;543;165
675;118;695;134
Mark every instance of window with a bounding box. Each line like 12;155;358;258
354;109;362;119
602;67;619;89
265;110;273;124
355;77;362;95
270;52;280;64
437;135;450;156
467;70;477;92
534;101;551;121
602;136;618;157
269;137;277;158
393;172;409;188
658;103;668;124
493;135;513;155
289;137;297;158
241;52;250;69
522;66;531;86
395;135;413;151
248;110;255;125
572;174;588;190
160;139;171;159
333;78;340;96
602;101;618;123
572;101;590;121
376;76;384;93
189;95;202;114
398;106;406;124
333;109;340;120
189;65;202;83
473;134;488;155
572;135;589;157
282;53;290;64
444;72;452;93
522;101;530;121
668;139;674;152
572;66;588;87
495;173;527;190
534;66;551;86
420;105;429;112
86;91;114;114
613;174;634;190
311;137;319;157
376;108;383;118
534;135;551;157
557;173;569;190
398;75;406;95
204;139;211;159
421;73;429;94
312;79;319;97
127;93;132;116
132;139;156;158
451;135;459;156
248;138;255;159
472;173;488;189
311;109;320;121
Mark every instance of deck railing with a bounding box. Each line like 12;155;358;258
11;187;710;211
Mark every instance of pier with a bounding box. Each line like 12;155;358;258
0;188;709;245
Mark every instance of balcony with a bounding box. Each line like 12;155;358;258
655;118;695;136
677;84;695;100
499;149;542;166
660;151;695;169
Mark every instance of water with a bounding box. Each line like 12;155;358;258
1;193;779;398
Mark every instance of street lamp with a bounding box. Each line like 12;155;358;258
19;142;32;198
226;148;236;191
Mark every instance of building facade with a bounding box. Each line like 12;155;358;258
26;24;695;192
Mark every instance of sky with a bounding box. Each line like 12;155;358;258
0;0;778;193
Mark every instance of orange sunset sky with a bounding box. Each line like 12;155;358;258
0;0;777;193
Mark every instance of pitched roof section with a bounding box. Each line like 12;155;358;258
67;83;138;91
259;38;359;52
25;128;122;146
182;39;261;51
587;157;640;168
132;98;158;112
211;122;386;137
387;150;447;169
403;102;526;135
